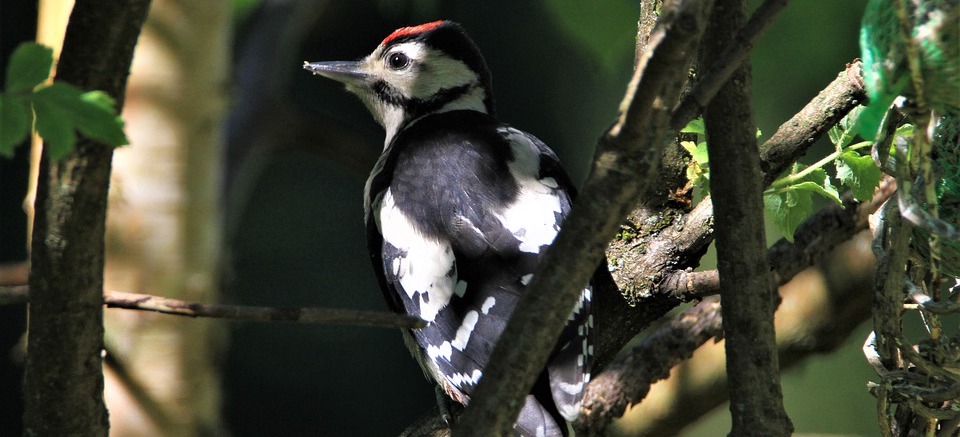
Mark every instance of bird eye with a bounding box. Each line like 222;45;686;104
387;52;410;70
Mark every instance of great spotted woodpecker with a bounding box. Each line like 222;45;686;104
305;20;604;436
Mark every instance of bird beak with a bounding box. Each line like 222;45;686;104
303;61;372;87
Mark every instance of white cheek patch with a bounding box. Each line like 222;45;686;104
495;128;564;254
379;189;455;322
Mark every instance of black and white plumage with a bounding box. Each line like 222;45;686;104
305;21;602;436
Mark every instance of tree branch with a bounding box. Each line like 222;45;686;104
578;178;894;433
453;1;716;435
407;7;865;437
598;60;866;370
610;233;876;435
669;0;792;131
0;286;423;329
22;2;152;436
703;0;792;432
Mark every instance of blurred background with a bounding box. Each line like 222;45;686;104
0;0;880;435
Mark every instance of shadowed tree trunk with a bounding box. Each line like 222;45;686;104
701;0;792;434
22;1;151;435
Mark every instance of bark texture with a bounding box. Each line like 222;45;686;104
702;0;791;434
22;1;151;435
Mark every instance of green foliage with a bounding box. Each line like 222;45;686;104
0;94;30;156
0;42;127;160
545;0;637;72
764;186;813;243
5;43;54;93
683;108;884;241
765;164;841;241
836;150;882;201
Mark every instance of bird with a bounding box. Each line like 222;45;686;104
304;20;604;436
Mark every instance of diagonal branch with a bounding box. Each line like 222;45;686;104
578;178;894;433
0;286;423;329
453;1;716;435
597;60;866;370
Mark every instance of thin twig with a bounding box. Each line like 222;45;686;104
0;286;424;329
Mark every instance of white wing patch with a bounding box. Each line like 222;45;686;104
495;128;564;254
450;369;483;387
480;296;496;315
451;310;479;351
427;341;452;361
378;189;455;322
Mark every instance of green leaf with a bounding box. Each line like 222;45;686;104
33;97;76;160
682;118;705;135
76;91;128;146
790;180;842;204
31;82;128;160
836;150;882;201
764;188;813;242
0;94;32;157
5;43;53;93
690;141;709;165
792;165;843;204
828;124;843;147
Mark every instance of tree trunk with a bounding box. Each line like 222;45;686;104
702;0;792;434
22;1;151;435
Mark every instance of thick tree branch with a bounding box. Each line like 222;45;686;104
22;2;151;436
454;1;716;435
0;286;423;329
703;0;792;433
598;60;866;370
608;234;876;435
578;180;893;433
408;7;865;437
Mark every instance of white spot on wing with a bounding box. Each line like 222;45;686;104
379;189;455;322
451;310;479;351
427;341;452;361
481;296;496;314
450;368;483;387
554;380;584;395
520;274;534;285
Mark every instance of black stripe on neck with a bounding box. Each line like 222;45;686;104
372;80;477;119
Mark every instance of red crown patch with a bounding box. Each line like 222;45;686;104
381;20;446;46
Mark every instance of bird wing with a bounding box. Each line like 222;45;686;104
366;111;592;429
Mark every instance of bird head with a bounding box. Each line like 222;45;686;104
304;20;495;144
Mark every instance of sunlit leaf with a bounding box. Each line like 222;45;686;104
836;150;882;201
765;188;813;242
31;82;128;160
